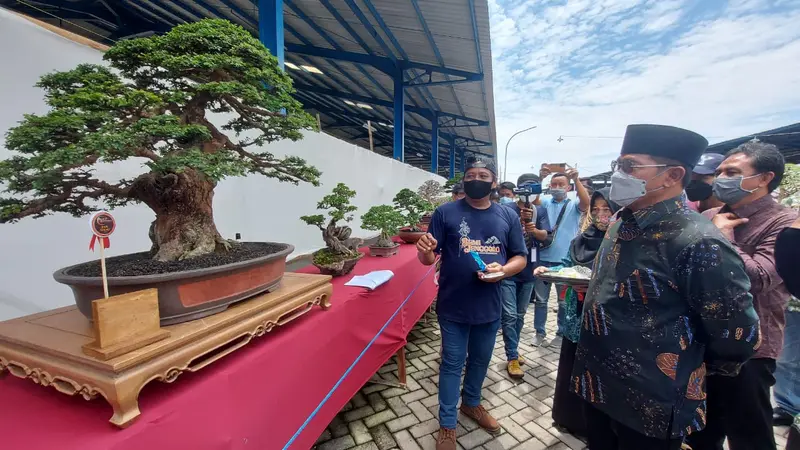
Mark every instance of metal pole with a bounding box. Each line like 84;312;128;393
503;125;537;182
367;120;374;151
393;71;405;161
258;0;284;69
430;116;439;174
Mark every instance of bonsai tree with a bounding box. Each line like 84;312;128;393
361;205;405;247
301;183;362;264
444;173;463;189
393;188;434;231
417;180;445;204
0;19;319;262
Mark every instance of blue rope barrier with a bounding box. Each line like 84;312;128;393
282;264;436;449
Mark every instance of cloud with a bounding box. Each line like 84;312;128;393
489;0;800;182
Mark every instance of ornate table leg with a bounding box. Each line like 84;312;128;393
106;378;143;428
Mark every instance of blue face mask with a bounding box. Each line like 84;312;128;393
499;197;515;205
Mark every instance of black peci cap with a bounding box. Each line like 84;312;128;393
620;124;709;167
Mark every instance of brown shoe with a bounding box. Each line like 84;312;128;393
436;428;457;450
460;404;501;434
507;359;524;379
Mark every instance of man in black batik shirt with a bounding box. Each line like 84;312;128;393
571;124;760;450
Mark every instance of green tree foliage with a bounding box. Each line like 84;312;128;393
780;163;800;209
443;173;463;189
0;19;319;226
393;188;433;230
361;205;405;247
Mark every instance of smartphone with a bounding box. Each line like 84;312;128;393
542;163;567;174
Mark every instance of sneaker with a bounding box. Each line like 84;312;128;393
460;404;502;434
533;334;546;347
507;359;524;379
436;428;457;450
518;356;526;366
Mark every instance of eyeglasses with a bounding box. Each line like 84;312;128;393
611;159;669;174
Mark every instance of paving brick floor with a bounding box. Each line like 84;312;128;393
315;301;792;450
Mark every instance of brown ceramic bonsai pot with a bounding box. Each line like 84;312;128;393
54;243;294;326
368;242;400;257
398;227;425;244
419;213;432;231
311;250;364;277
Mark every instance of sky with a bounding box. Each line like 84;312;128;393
488;0;800;183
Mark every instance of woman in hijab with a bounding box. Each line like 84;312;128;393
534;188;619;437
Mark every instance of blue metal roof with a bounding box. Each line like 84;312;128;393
706;122;800;163
3;0;497;176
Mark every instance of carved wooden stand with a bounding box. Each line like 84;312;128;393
0;273;332;428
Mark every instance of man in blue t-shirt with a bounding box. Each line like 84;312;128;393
500;174;551;379
533;168;589;346
417;159;527;450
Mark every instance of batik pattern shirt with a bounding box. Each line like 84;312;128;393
571;197;760;439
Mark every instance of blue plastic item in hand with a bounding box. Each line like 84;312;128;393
470;251;487;271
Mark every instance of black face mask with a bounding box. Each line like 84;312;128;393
685;180;713;202
463;180;493;199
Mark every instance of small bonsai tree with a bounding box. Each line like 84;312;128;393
444;173;463;189
0;19;319;262
417;180;445;204
393;188;434;231
361;205;405;247
301;183;362;263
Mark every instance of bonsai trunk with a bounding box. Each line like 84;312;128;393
376;233;394;248
132;169;230;262
322;220;361;256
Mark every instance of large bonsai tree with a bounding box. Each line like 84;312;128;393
361;205;405;247
393;188;433;231
0;19;319;262
301;183;362;262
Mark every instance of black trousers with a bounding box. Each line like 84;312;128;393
685;358;777;450
584;403;683;450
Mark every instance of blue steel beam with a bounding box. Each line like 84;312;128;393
431;116;439;173
409;0;475;141
358;0;456;139
340;0;397;62
292;83;489;125
145;0;198;23
393;73;404;161
283;44;483;80
405;77;482;88
258;0;284;68
124;0;178;27
292;91;493;146
449;137;456;177
468;0;484;74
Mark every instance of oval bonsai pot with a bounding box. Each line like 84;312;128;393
311;250;364;277
54;243;294;326
398;227;425;244
368;242;400;257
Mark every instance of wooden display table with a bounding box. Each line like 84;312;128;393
0;273;332;428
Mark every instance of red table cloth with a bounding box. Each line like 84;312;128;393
0;244;437;450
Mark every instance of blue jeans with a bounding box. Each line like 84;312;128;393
438;317;500;429
500;279;535;360
776;309;800;416
533;262;566;336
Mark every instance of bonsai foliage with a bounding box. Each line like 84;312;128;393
0;19;319;262
361;205;405;247
780;163;800;209
417;180;444;204
393;188;434;231
444;173;463;189
301;183;362;261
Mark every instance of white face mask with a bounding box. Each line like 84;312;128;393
609;170;665;207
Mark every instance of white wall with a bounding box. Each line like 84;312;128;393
0;9;443;320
